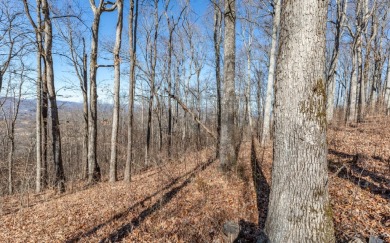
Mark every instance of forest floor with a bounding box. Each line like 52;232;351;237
0;116;389;243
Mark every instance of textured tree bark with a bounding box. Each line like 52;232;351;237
109;0;123;183
262;0;281;145
220;0;236;171
125;0;138;182
264;1;335;242
42;0;66;193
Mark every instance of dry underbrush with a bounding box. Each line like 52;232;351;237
0;116;389;242
0;143;259;242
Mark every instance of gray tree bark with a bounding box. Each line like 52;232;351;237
23;0;45;193
88;0;116;183
348;49;358;122
262;0;281;145
42;0;66;193
145;0;159;166
264;1;335;242
125;0;138;182
109;0;123;183
81;42;88;180
88;0;102;183
220;0;236;171
213;0;222;158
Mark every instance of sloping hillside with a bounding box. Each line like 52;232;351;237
0;143;259;242
1;117;389;242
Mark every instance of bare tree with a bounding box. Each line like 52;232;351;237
326;0;348;123
213;0;222;158
164;0;185;157
262;0;281;145
220;0;236;170
109;0;123;183
265;0;335;241
22;0;46;193
1;63;25;194
56;13;89;180
346;0;373;123
125;0;139;182
88;0;116;183
145;0;160;165
42;0;66;192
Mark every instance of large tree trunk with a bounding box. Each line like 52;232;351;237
125;0;138;182
261;0;281;145
109;0;123;183
264;1;335;242
42;0;66;193
219;0;236;171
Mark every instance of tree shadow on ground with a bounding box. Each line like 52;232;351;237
328;149;390;200
250;138;270;229
66;157;215;243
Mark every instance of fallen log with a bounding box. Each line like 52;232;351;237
166;89;217;140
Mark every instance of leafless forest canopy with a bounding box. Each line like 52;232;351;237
0;0;389;242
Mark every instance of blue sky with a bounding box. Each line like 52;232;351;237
54;0;213;103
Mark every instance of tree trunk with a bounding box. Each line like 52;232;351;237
125;0;138;182
35;0;43;192
166;16;173;157
326;0;347;123
220;0;236;171
8;138;14;194
88;1;103;183
265;1;335;242
145;0;159;166
347;49;358;123
81;42;89;180
109;0;123;183
42;0;66;193
42;62;49;188
213;0;222;158
262;0;281;145
357;36;365;123
385;58;390;115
